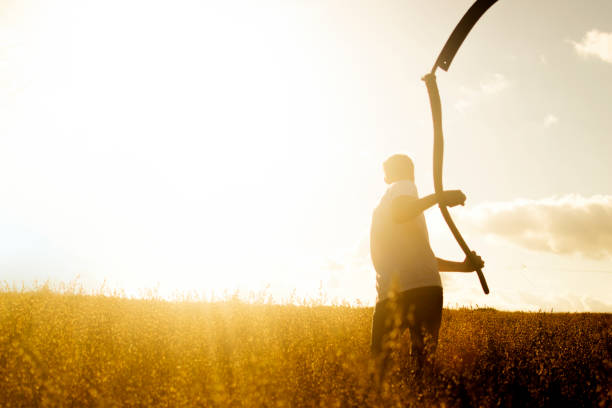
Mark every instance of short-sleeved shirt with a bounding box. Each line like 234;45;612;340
370;180;441;302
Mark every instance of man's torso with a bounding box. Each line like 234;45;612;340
370;180;440;301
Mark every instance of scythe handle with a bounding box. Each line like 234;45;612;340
423;73;490;295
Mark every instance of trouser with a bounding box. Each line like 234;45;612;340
371;286;443;370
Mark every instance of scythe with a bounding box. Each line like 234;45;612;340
422;0;500;294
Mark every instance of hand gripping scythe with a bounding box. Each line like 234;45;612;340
422;0;499;294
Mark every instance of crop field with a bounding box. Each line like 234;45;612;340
0;287;610;407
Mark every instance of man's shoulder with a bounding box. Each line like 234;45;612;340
372;181;419;225
388;180;418;199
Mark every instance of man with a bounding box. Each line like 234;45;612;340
370;154;484;374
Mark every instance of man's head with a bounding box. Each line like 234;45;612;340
383;154;414;184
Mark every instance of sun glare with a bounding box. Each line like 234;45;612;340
1;0;404;302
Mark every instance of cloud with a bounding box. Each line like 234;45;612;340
454;84;478;112
572;30;612;64
463;195;612;259
318;231;376;304
543;114;559;128
320;224;612;311
440;273;612;312
479;73;510;94
454;98;473;113
454;73;511;112
508;291;612;313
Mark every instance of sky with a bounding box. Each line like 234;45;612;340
1;0;611;311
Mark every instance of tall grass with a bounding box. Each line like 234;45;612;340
0;286;610;407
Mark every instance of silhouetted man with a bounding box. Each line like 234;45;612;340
370;154;484;375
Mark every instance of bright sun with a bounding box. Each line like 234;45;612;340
3;0;432;303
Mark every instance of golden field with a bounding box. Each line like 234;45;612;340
0;287;610;407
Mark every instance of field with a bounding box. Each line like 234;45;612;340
1;287;610;407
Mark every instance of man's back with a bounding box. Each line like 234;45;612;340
370;180;440;301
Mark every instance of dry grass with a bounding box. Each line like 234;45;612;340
0;286;610;407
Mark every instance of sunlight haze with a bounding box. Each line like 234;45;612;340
1;0;611;311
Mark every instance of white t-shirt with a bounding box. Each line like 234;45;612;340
370;180;441;301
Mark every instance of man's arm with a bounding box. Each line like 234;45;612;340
391;190;466;223
437;251;484;272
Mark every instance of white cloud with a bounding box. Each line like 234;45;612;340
573;30;612;64
544;114;559;128
454;98;472;113
503;290;612;313
318;231;376;304
325;214;612;311
462;195;612;259
454;74;511;112
443;279;612;312
479;73;510;94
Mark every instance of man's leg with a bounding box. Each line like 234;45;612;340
408;324;426;374
371;300;387;356
371;300;389;374
407;287;443;375
420;287;443;374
